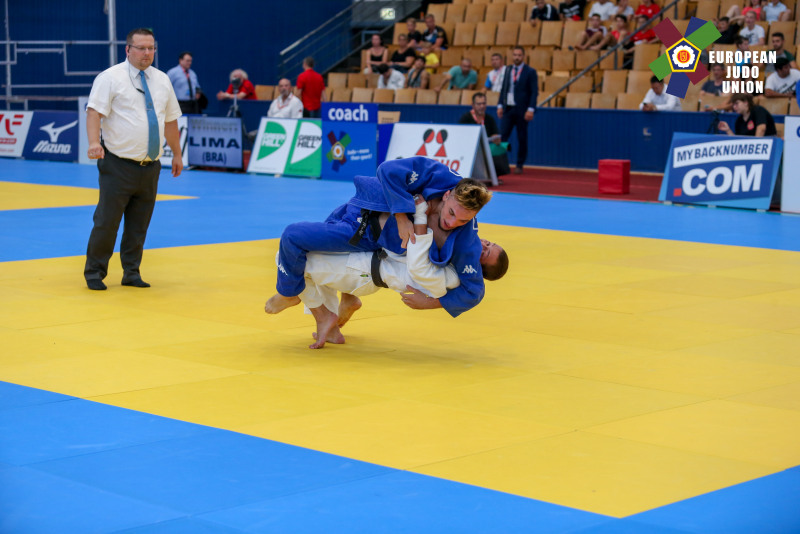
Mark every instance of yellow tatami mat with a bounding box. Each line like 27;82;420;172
0;181;192;211
1;224;800;517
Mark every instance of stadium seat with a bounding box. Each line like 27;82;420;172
791;98;800;115
461;90;480;105
366;74;380;88
438;90;462;105
575;50;600;70
681;97;699;112
616;92;642;110
485;91;499;106
254;85;274;100
562;20;587;50
373;88;395;103
428;4;448;23
463;47;484;67
539;21;563;47
347;73;367;88
698;94;730;111
445;3;465;24
483;46;507;66
626;71;652;94
464;4;487;23
442;47;465;67
696;0;720;20
440;22;456;46
394;88;417;104
591;93;616;109
518;22;541;46
569;75;594;92
453;22;476;46
485;3;506;22
351;87;374;103
552;50;576;71
759;97;789;116
451;0;469;4
331;88;352;102
719;0;740;18
414;89;436;104
544;75;569;96
564;92;592;108
602;70;627;94
671;19;690;36
632;44;661;70
430;73;448;90
327;73;347;89
478;66;493;88
495;22;520;46
529;47;553;72
474;22;498;46
504;3;527;22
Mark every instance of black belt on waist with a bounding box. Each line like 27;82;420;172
348;209;383;247
371;249;388;288
105;147;159;167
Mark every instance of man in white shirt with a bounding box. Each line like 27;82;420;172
765;57;800;97
484;53;506;92
739;11;765;45
267;78;304;118
376;63;405;90
763;0;790;22
640;76;681;111
84;28;182;291
588;0;618;21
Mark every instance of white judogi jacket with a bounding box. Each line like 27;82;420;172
290;230;460;314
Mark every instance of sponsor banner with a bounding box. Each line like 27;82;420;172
0;111;34;158
385;123;480;176
161;115;189;168
782;117;800;214
248;118;322;177
659;132;782;210
187;116;242;169
321;103;378;181
22;111;79;162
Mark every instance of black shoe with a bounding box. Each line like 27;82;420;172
87;279;107;291
121;278;150;288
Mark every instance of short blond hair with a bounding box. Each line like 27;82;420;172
452;178;492;212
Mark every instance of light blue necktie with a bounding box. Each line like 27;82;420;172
139;70;160;161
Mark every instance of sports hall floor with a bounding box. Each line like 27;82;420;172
1;158;799;533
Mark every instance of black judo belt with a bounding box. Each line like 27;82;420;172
371;249;389;288
348;209;383;246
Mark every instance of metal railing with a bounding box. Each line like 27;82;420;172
539;0;685;107
278;0;421;80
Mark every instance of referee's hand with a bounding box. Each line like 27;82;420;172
87;142;105;159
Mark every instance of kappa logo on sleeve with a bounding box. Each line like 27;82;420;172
462;265;477;274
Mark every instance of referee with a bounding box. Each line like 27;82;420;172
84;27;183;290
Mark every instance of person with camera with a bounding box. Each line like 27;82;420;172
216;68;256;102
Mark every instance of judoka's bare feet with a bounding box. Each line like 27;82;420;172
309;306;343;349
265;293;300;314
311;329;346;344
337;293;362;327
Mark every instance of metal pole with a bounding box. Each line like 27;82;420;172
4;0;11;109
107;0;117;66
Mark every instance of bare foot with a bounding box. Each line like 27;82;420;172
265;293;300;314
311;329;345;344
337;293;362;327
308;305;342;349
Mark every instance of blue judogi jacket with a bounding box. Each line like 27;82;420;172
348;157;485;318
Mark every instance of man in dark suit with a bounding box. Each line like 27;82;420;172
497;46;538;174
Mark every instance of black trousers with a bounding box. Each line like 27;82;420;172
500;106;530;168
84;151;160;282
178;100;199;115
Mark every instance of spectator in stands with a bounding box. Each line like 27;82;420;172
597;14;629;49
700;63;726;96
559;0;586;20
530;0;560;27
389;34;417;73
588;0;618;21
718;93;777;136
419;41;440;73
422;14;448;51
763;0;791;22
765;32;797;74
167;51;202;115
406;18;424;49
727;0;764;23
435;58;478;93
217;69;256;101
297;56;325;118
627;13;658;47
732;36;760;70
615;0;634;17
485;53;506;93
406;56;430;88
267;78;303;118
363;34;389;74
574;14;608;50
738;11;765;45
640;76;681;111
498;46;538;174
377;63;405;90
459;93;502;145
634;0;660;19
715;17;740;44
765;57;800;98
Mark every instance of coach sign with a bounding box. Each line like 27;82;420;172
320;103;377;181
659;132;783;210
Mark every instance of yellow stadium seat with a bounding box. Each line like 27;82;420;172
373;88;395;103
591;93;616;109
351;87;374;103
465;4;487;23
496;22;520;46
474;22;498;46
331;88;352;102
616;92;642;110
394;88;417;104
254;85;274;100
602;70;628;94
565;92;592;108
454;22;476;46
438;90;463;105
416;89;438;104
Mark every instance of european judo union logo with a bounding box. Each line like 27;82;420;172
326;131;351;171
649;17;721;98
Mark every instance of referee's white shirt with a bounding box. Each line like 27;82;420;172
88;59;181;160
